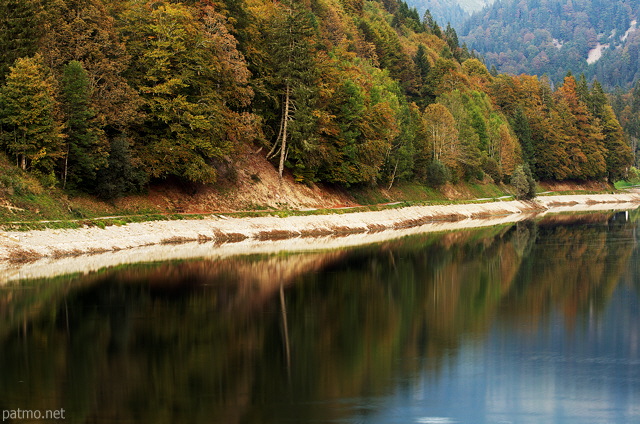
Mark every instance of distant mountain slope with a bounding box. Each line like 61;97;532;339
461;0;640;88
457;0;494;13
405;0;494;30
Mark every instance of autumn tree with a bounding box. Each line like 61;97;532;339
555;75;606;179
121;1;257;183
0;55;61;176
40;0;140;131
423;103;459;169
496;122;519;178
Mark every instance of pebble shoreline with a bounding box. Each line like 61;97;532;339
0;193;639;283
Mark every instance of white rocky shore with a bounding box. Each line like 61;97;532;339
0;192;639;283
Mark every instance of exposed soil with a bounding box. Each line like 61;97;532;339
538;180;611;192
114;144;356;213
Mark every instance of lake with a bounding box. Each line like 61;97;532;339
0;211;639;424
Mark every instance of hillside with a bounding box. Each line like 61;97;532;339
461;0;640;89
0;0;633;218
404;0;493;30
404;0;468;29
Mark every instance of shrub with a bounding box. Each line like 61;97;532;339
481;156;502;183
511;164;536;199
426;160;450;187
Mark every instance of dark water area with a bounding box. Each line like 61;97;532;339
1;212;640;423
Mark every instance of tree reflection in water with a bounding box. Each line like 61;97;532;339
0;212;637;424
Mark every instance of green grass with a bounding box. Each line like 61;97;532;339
0;148;631;232
466;183;511;199
614;180;640;190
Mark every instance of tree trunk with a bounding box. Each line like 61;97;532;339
63;144;70;189
388;160;398;190
278;81;291;179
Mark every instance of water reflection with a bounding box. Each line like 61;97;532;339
0;212;639;423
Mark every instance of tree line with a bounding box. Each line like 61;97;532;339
461;0;640;90
0;0;632;199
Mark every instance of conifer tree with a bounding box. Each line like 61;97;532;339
413;44;433;106
511;108;534;166
0;0;42;83
576;73;590;103
444;23;459;60
588;80;633;180
555;75;606;179
60;60;107;190
264;0;319;178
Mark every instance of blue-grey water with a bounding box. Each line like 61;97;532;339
1;211;639;423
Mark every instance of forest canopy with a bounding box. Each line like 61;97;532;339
0;0;633;198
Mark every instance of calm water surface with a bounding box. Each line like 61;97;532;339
1;212;639;423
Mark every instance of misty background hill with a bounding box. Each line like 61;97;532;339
406;0;640;89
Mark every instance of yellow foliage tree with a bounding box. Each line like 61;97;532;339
423;103;459;168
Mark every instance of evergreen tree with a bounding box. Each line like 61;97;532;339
600;104;633;181
94;135;147;199
60;60;107;191
444;23;459;60
588;79;607;118
511;108;534;166
0;0;43;83
264;0;319;179
422;10;436;33
511;164;536;199
576;74;590;104
413;44;433;106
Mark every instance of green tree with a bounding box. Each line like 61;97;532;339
263;0;319;178
94;135;147;199
60;60;107;190
383;101;419;187
426;159;450;186
511;164;536;199
511;108;534;166
0;0;43;83
444;23;459;60
600;104;633;181
413;44;433;106
0;55;61;175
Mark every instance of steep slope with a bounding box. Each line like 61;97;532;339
0;0;633;215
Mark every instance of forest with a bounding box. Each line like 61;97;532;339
461;0;640;89
0;0;633;199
